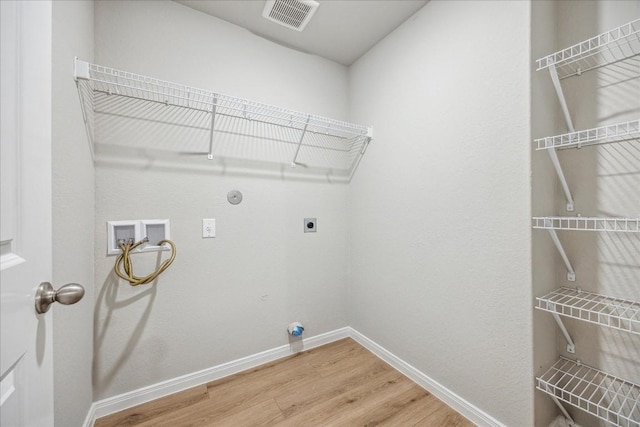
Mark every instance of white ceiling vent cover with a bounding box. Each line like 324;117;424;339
262;0;320;32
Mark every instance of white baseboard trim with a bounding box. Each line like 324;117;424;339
348;327;506;427
84;327;349;426
82;403;97;427
84;326;503;427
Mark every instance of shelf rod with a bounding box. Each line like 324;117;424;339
208;96;217;160
546;223;576;282
291;115;311;168
549;394;575;426
551;313;576;354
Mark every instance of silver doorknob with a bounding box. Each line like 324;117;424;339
35;282;85;314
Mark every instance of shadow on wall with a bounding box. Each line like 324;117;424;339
93;268;157;393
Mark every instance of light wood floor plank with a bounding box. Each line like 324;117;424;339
347;383;431;426
375;390;440;426
94;385;208;427
274;358;392;419
95;338;475;427
207;398;285;427
274;369;408;426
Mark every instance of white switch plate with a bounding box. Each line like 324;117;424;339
202;219;216;238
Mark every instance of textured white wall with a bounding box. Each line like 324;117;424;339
92;0;350;400
347;1;534;425
52;1;95;426
552;2;640;426
531;1;561;425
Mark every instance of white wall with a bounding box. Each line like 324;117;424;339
551;2;640;426
348;1;534;425
52;1;95;426
92;0;350;400
531;1;562;425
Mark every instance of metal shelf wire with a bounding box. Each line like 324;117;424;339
536;18;640;79
535;119;640;150
537;288;640;335
73;59;372;178
537;357;640;427
532;217;640;233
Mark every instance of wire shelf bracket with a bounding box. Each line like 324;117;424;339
553;311;576;354
72;58;373;180
537;357;640;427
208;95;218;160
534;218;577;282
547;64;576;211
291;115;311;168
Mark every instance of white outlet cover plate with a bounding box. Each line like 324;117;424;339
203;219;216;238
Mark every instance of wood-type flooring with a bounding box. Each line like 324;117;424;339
95;338;475;426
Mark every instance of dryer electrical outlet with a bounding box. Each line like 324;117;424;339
304;218;317;233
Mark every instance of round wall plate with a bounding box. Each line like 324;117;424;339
227;190;243;205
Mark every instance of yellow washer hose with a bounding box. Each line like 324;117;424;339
114;237;176;286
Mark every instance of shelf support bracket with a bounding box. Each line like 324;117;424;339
549;394;576;426
546;148;575;212
548;65;575;133
545;221;576;282
291;115;311;168
208;96;218;160
547;65;576;212
74;58;95;160
551;312;576;353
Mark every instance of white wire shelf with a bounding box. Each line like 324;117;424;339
73;59;373;178
537;357;640;427
537;288;640;335
535;119;640;150
536;18;640;79
533;217;640;233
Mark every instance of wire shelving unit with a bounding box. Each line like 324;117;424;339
534;17;640;427
533;217;640;233
73;59;373;179
537;358;640;427
535;119;640;150
537;288;640;335
536;18;640;79
534;18;640;211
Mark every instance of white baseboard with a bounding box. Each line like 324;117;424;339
348;327;506;427
84;327;349;426
85;326;503;427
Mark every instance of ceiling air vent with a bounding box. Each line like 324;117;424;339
262;0;320;32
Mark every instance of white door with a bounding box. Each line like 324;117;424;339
1;1;55;425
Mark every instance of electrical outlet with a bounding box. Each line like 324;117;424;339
304;218;316;233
